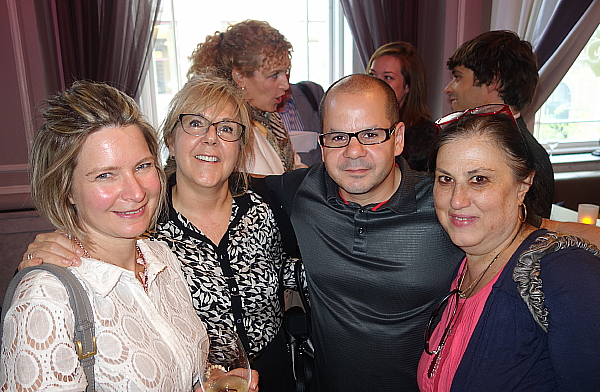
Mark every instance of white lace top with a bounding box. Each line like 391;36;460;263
0;239;209;391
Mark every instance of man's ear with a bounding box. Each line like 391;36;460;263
486;73;501;93
393;121;405;157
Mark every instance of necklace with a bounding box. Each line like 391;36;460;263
74;237;148;292
135;246;148;291
458;223;523;298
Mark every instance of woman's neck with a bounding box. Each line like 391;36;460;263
78;236;138;271
462;223;535;296
172;177;232;216
171;179;233;244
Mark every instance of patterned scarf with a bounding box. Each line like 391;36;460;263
250;107;295;171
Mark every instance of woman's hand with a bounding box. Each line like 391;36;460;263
249;369;259;391
20;230;82;270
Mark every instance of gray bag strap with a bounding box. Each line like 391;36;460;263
513;231;600;332
0;264;96;391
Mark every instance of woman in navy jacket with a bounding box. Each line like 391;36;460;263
418;106;600;391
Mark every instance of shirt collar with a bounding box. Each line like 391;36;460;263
74;239;167;296
324;156;424;214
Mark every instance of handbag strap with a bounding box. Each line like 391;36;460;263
1;264;96;391
513;231;600;332
294;260;310;315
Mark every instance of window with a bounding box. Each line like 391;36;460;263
143;0;356;128
535;24;600;155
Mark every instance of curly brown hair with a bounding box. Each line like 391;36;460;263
187;20;292;81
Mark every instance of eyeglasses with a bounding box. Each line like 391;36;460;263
435;104;529;161
424;288;461;378
178;114;245;142
319;126;396;148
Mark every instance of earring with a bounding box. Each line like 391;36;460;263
518;203;528;223
240;86;245;91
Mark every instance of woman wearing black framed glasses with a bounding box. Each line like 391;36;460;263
417;106;600;391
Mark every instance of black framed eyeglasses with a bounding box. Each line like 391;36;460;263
319;125;396;148
178;114;245;142
424;288;461;378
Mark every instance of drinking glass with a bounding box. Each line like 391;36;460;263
200;329;251;392
547;140;559;156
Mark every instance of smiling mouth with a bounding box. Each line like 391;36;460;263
196;155;218;162
120;206;145;216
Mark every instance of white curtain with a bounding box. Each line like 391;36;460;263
490;0;550;41
491;0;600;128
523;1;600;121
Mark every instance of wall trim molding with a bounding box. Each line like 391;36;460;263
7;0;34;148
0;164;28;173
0;185;30;195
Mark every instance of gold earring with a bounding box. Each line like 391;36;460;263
518;203;527;223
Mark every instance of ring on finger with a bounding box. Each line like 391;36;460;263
27;251;35;260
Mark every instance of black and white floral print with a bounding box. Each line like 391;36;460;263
153;189;295;357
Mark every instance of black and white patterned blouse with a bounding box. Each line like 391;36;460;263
153;181;295;357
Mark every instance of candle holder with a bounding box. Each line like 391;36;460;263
577;204;599;225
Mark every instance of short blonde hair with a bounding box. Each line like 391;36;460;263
31;80;166;244
161;72;253;195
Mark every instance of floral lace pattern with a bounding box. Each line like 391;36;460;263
0;240;208;391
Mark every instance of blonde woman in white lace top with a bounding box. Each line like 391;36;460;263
0;81;210;391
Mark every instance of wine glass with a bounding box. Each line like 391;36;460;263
547;139;560;156
200;329;251;392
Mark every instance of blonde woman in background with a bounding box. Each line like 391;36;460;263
367;42;437;171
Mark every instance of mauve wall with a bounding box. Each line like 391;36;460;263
0;0;49;211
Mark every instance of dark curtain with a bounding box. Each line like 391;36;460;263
340;0;418;67
35;0;161;100
534;0;594;68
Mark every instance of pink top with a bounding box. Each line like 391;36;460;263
417;258;504;392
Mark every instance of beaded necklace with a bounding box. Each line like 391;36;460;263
458;223;523;298
74;237;148;292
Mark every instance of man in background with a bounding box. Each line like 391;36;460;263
278;81;324;166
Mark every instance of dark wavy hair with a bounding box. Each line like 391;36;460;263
367;41;431;128
429;113;546;224
447;30;538;112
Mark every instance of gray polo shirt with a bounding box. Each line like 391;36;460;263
266;158;464;391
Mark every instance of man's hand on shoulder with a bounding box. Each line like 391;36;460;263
541;218;600;247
